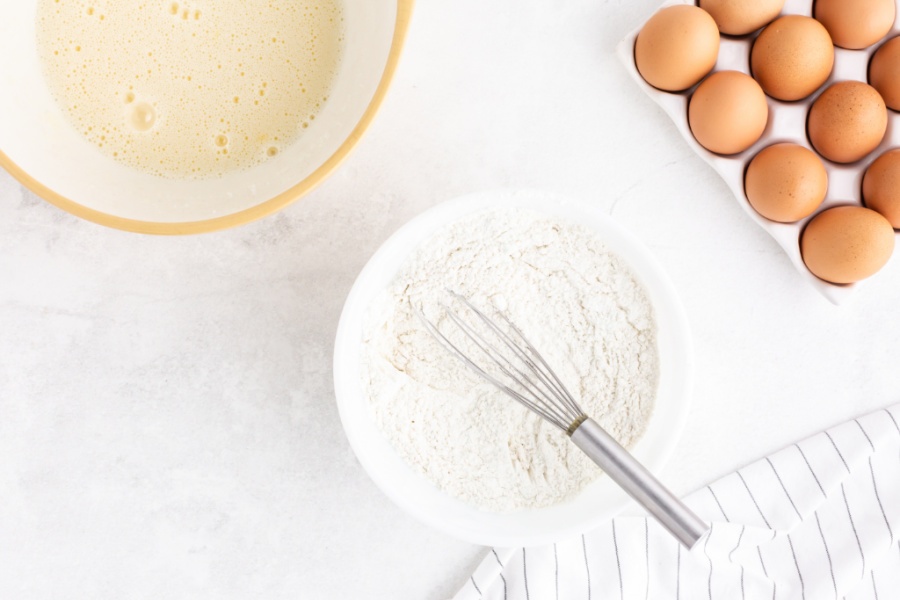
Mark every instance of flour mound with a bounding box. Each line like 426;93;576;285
361;208;659;512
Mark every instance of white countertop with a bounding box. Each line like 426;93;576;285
3;1;900;598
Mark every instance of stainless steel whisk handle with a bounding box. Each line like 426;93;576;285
570;418;709;549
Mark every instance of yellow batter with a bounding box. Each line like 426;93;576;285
36;0;344;178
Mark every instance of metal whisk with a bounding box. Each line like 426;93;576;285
415;293;709;549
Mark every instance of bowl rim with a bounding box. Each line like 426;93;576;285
0;0;414;235
333;190;694;547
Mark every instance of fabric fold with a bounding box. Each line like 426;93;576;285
456;405;900;600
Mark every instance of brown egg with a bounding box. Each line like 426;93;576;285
801;206;895;283
815;0;895;50
751;16;834;101
808;82;887;163
635;5;719;92
745;144;828;222
869;37;900;111
863;149;900;228
699;0;784;35
689;71;768;155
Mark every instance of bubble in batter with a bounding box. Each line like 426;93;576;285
36;0;344;179
129;102;156;131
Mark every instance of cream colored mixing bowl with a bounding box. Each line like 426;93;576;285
0;1;412;234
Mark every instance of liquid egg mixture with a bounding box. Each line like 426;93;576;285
36;0;344;178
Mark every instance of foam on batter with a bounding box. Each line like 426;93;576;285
36;0;344;179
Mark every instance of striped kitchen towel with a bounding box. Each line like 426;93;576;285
455;404;900;600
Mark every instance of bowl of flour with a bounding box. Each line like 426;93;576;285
334;190;692;547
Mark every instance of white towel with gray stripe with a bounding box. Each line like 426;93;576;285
454;404;900;600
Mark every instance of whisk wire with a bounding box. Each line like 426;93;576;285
489;309;585;422
452;294;586;426
415;304;568;427
414;295;588;431
505;317;580;409
442;306;575;428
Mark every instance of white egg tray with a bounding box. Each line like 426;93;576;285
617;0;900;304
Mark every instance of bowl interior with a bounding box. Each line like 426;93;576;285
0;0;397;224
333;190;693;547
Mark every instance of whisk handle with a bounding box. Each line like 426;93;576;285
570;418;709;549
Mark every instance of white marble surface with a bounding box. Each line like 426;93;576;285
2;1;900;598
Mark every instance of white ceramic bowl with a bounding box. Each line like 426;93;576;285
333;190;693;547
0;0;412;234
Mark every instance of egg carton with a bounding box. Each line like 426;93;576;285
617;0;900;304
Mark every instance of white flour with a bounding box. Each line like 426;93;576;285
361;208;658;511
